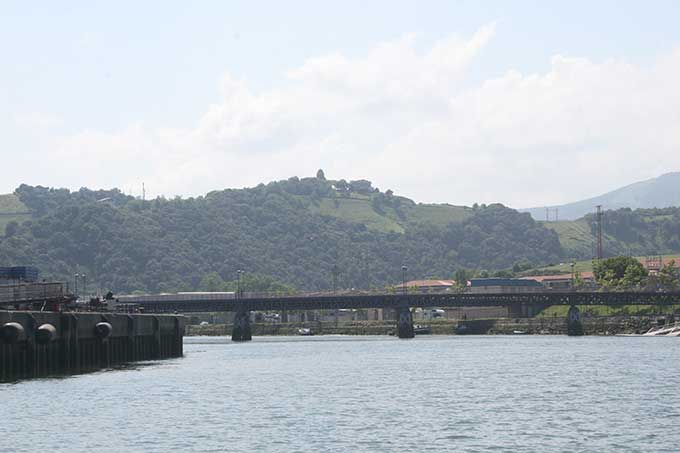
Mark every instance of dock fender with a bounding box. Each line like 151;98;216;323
94;322;113;339
36;323;58;344
1;322;26;344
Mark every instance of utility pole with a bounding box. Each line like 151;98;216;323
596;205;604;260
331;264;338;294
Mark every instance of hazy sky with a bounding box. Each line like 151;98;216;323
3;1;680;208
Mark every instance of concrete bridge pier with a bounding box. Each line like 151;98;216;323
567;305;584;336
396;306;415;339
231;310;252;342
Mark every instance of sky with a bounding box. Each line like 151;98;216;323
2;1;680;208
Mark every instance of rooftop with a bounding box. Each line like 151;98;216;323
403;279;456;288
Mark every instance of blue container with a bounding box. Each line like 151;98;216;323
6;266;40;282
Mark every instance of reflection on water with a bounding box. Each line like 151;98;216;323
2;335;680;452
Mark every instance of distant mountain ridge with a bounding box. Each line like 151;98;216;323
522;172;680;220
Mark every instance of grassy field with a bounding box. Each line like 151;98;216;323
405;203;471;227
0;194;31;235
311;197;405;233
529;252;680;275
538;304;680;317
0;194;28;212
303;195;470;234
542;220;593;257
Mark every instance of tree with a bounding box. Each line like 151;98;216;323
454;268;471;287
573;271;586;289
198;272;226;292
4;221;18;238
593;256;648;289
316;169;326;180
657;260;679;289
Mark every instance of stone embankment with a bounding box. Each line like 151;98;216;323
186;316;661;337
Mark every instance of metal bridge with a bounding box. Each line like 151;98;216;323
132;291;680;314
127;291;680;341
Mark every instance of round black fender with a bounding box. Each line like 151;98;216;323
36;323;58;344
94;322;113;339
1;322;26;344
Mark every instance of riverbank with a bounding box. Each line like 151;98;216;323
186;315;663;337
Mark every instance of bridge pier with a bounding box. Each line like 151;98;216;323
396;306;414;339
567;305;584;336
231;310;252;342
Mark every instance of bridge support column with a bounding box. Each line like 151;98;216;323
567;305;584;336
232;310;252;342
396;306;414;339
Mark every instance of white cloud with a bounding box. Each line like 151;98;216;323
14;112;62;129
33;24;680;207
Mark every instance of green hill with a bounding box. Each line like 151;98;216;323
3;175;679;293
0;177;559;293
542;206;680;260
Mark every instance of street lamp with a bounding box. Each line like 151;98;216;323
570;262;575;289
236;270;243;299
332;264;338;294
402;265;408;295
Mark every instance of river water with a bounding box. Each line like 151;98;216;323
2;335;680;452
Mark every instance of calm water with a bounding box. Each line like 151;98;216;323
2;335;680;452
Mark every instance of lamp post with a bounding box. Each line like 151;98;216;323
332;264;338;294
236;270;243;300
402;265;408;295
74;273;80;298
570;262;575;290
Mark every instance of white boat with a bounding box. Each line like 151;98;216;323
643;322;680;336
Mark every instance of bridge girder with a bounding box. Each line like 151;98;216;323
135;291;680;314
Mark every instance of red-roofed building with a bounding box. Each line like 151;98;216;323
639;256;678;275
520;272;595;290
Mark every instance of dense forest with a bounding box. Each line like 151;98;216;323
0;175;563;293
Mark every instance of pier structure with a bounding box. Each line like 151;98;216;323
0;310;185;382
127;291;680;340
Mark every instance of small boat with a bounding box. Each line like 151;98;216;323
297;328;313;336
512;330;528;335
642;322;680;336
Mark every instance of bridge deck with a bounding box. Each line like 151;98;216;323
134;291;680;313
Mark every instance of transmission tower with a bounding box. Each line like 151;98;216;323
595;205;603;260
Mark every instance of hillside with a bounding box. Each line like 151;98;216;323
523;172;680;220
0;177;561;293
542;206;680;260
0;194;31;237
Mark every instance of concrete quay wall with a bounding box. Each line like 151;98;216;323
0;311;185;382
